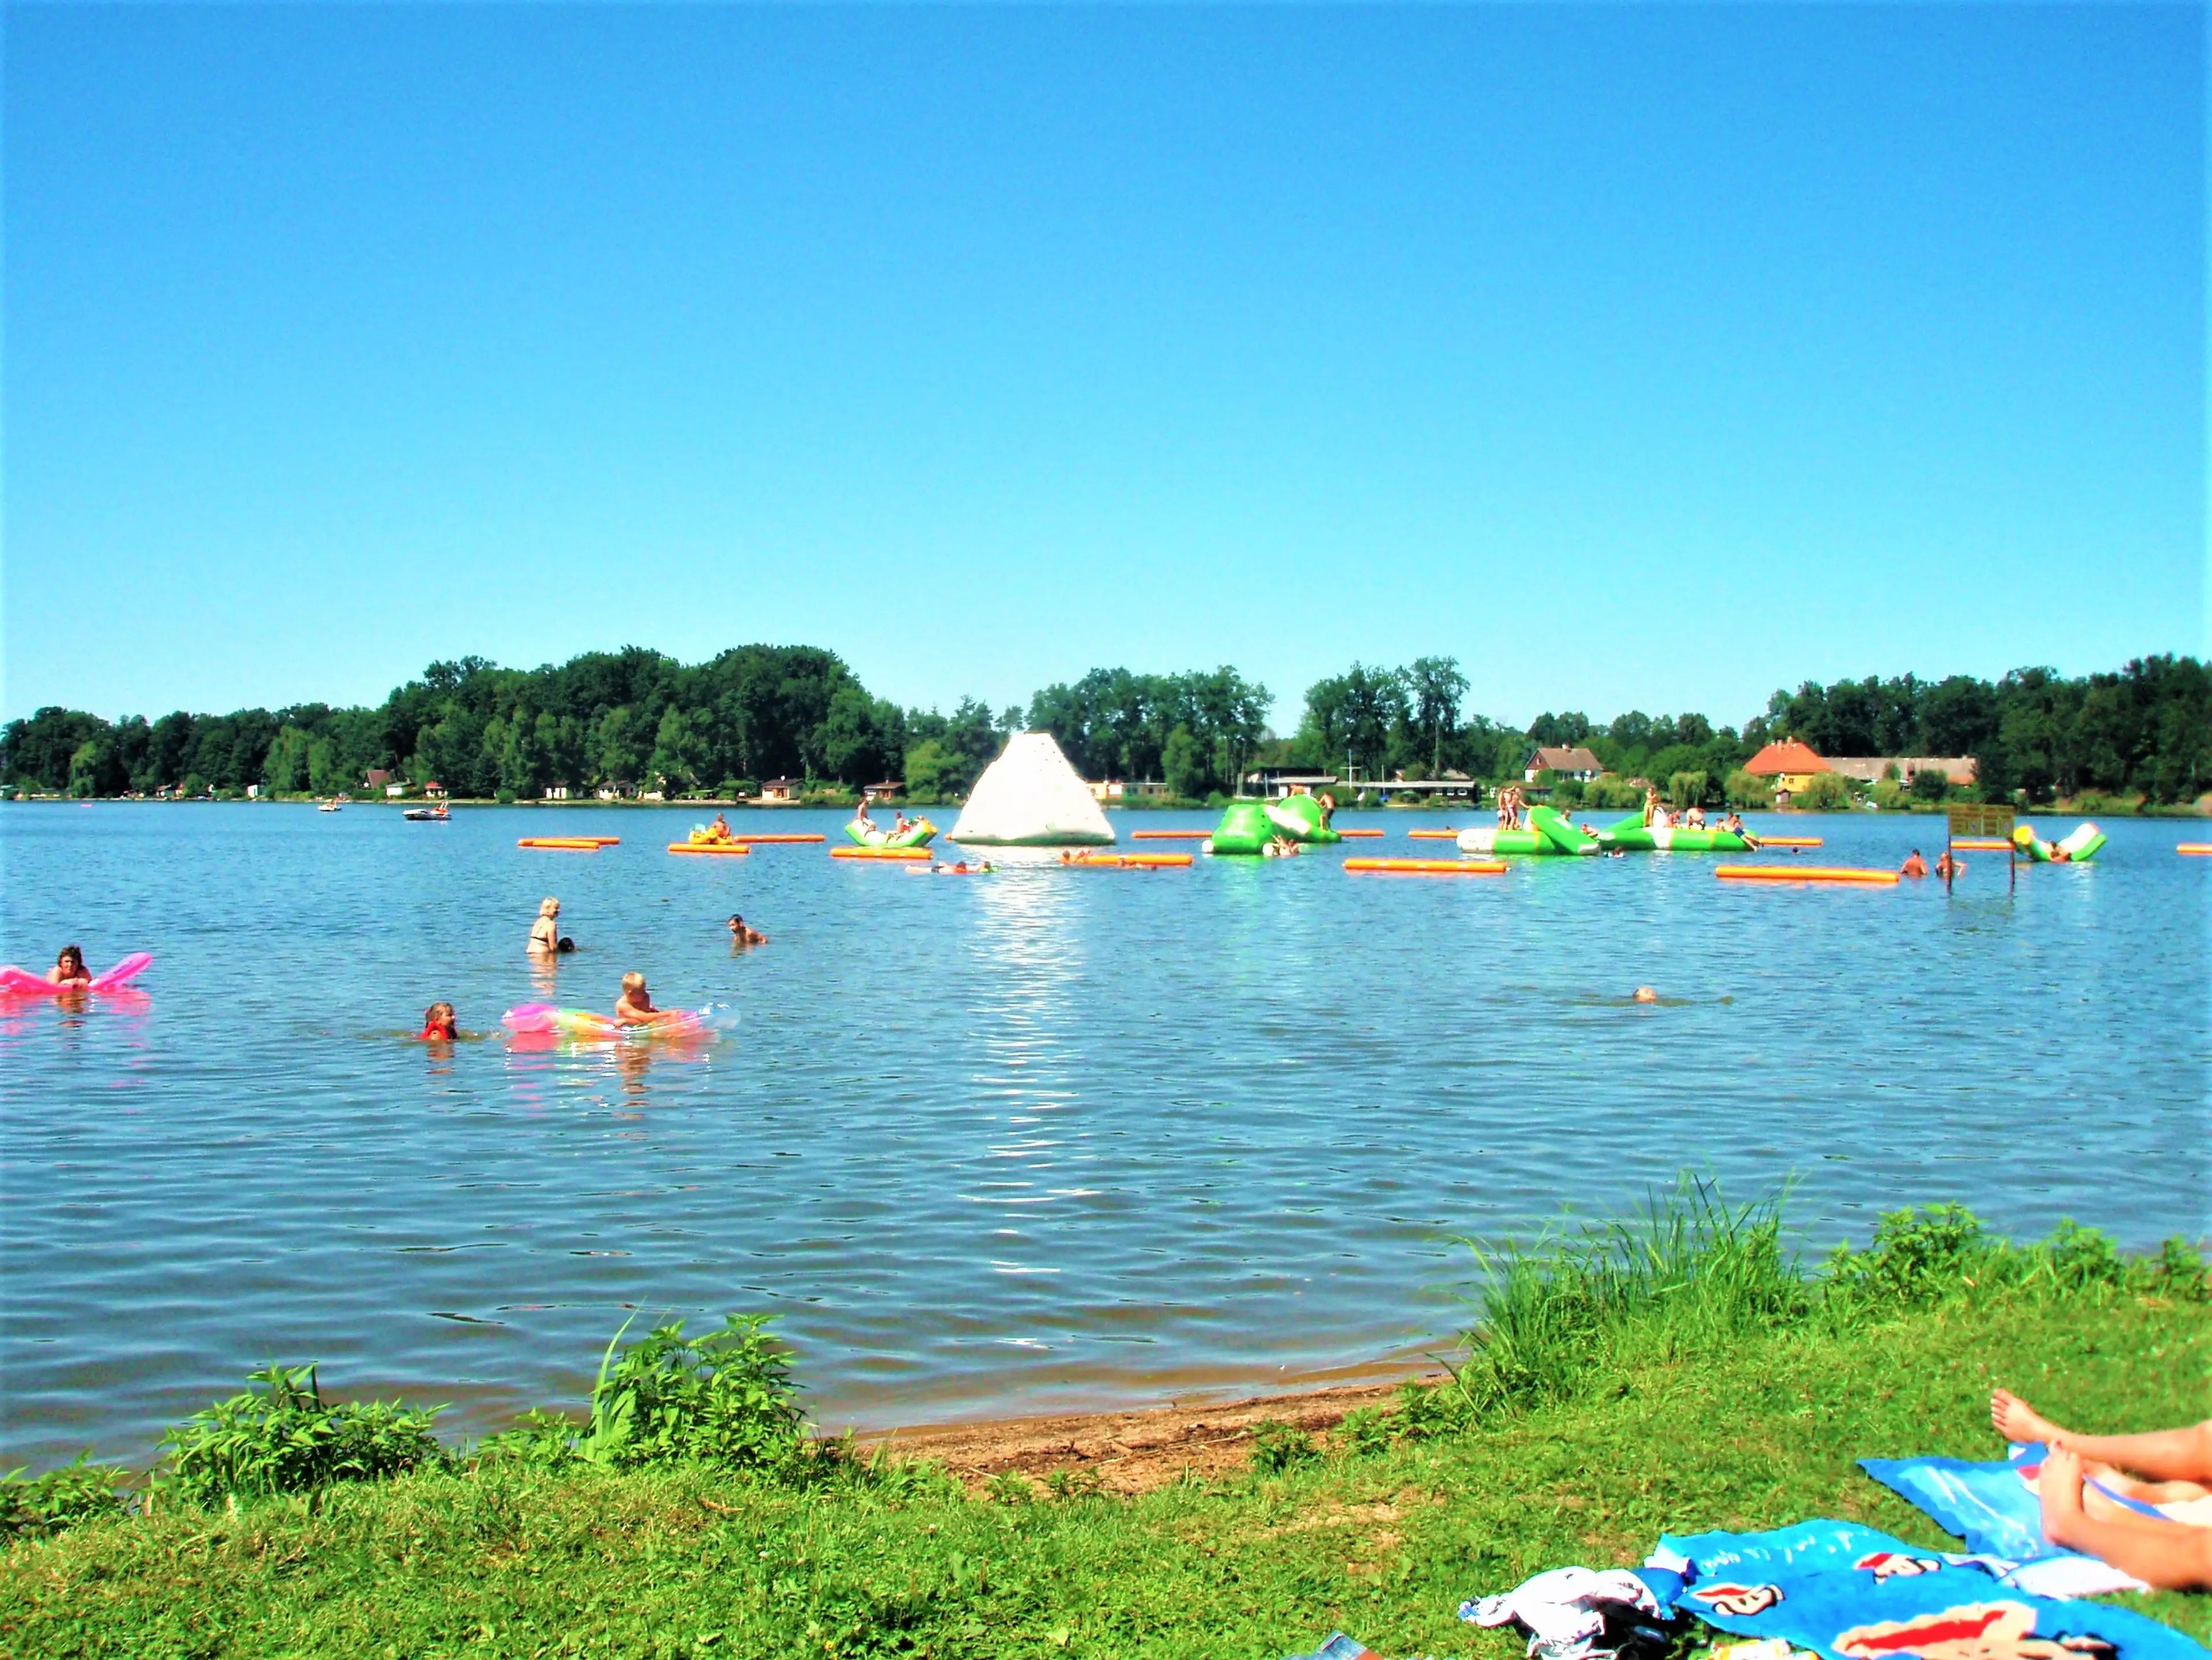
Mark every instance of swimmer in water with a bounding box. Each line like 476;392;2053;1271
529;897;563;957
1901;849;1928;878
1634;986;1659;1004
728;913;767;946
47;945;91;988
614;972;662;1027
420;1001;458;1041
1936;849;1965;881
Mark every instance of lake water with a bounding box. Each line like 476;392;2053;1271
2;803;2205;1470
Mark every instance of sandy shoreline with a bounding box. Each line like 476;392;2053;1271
854;1368;1449;1495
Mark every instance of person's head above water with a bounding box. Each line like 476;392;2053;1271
55;944;85;977
422;1001;457;1037
539;897;560;918
1634;986;1658;1003
622;971;645;994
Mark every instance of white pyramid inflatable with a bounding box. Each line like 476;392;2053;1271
950;732;1115;847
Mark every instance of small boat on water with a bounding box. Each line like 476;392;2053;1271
318;799;343;813
403;806;449;822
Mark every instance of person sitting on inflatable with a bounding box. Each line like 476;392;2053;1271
47;945;92;988
728;913;767;946
615;972;667;1027
708;811;732;842
1721;810;1759;848
1901;850;1928;878
420;1002;459;1041
1684;804;1706;829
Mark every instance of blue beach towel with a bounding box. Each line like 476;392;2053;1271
1279;1636;1382;1660
1861;1442;2163;1595
1649;1519;2205;1660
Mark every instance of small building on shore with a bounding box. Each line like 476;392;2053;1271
759;777;800;804
1743;740;1832;799
1825;756;1978;788
1524;746;1604;784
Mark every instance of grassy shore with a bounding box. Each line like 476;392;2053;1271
5;1194;2207;1659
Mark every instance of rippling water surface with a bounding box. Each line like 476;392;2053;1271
2;803;2205;1466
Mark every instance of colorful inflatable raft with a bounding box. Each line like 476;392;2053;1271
2014;822;2105;864
502;1003;729;1040
0;952;153;996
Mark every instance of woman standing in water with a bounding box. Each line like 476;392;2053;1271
528;898;573;957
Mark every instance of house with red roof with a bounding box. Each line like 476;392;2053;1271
1742;740;1831;799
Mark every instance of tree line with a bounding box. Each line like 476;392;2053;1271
3;647;2206;807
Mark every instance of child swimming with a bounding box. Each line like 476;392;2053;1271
47;946;91;988
419;1002;458;1041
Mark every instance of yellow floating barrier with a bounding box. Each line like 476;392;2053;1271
831;846;930;861
1715;864;1897;886
518;838;605;850
1755;837;1823;849
725;833;827;844
1951;838;2014;852
1062;852;1194;868
1406;829;1462;840
668;842;751;857
2179;844;2212;856
1337;828;1384;838
1345;857;1506;876
1130;830;1213;840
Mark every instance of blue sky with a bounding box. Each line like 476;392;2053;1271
5;3;2202;732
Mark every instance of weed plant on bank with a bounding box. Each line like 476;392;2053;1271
4;1188;2206;1659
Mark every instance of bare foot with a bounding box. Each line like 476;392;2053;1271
1993;1387;2067;1446
2039;1443;2087;1547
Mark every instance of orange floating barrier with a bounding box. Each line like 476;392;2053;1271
518;838;604;850
1345;857;1506;875
1755;837;1823;849
1951;838;2014;852
1062;852;1194;868
1406;829;1462;840
1336;828;1384;838
667;842;751;856
2179;844;2212;856
1715;865;1897;885
1130;830;1213;840
831;846;930;861
726;833;827;844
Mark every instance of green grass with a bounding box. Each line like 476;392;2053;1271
4;1196;2207;1659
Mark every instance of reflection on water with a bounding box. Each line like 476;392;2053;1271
1;804;2206;1468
